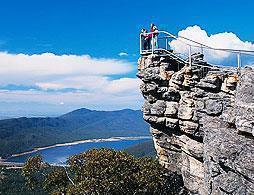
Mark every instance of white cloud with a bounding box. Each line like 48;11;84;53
0;52;140;96
36;76;109;91
36;76;141;95
104;78;141;94
0;89;143;114
0;77;143;116
170;25;254;64
0;52;142;114
118;52;128;57
0;52;133;86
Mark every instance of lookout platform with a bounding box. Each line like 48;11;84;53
140;30;254;72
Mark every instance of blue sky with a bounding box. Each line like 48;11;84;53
1;0;254;56
0;0;254;117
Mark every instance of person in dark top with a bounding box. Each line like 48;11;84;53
141;28;150;50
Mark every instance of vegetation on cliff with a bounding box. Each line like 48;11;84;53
0;166;46;195
20;149;186;194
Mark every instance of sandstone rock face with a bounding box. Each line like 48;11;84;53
235;67;254;136
137;54;254;194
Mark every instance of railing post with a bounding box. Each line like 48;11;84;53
151;33;154;54
237;52;241;70
201;45;204;55
140;34;142;54
188;45;192;67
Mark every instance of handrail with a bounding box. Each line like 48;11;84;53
162;49;236;71
142;31;254;54
140;30;254;69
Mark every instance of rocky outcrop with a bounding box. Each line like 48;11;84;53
137;54;254;194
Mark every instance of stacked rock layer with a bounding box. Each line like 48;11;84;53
137;54;254;194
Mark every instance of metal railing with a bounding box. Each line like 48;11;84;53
140;30;254;69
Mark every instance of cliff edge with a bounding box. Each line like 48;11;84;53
137;54;254;194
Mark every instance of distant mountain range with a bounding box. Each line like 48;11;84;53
0;116;10;120
0;108;150;157
125;140;156;158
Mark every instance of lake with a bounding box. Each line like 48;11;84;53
8;137;151;164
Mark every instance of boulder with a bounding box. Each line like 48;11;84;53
165;118;179;129
171;71;184;85
162;87;181;102
195;100;205;111
165;102;178;117
205;99;223;116
140;82;157;93
197;75;222;91
143;67;161;82
143;93;157;103
178;106;194;120
179;120;199;134
157;87;168;93
235;67;254;135
150;100;166;116
142;101;151;115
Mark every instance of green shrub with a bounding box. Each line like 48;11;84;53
22;149;186;194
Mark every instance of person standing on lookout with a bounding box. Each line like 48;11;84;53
141;29;150;50
149;23;159;49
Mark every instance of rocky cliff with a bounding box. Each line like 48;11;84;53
137;54;254;194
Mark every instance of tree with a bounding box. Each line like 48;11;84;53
22;155;49;190
22;149;187;194
0;167;6;184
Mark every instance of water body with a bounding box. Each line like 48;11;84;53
8;137;151;164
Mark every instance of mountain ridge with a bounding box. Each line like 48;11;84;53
0;108;149;157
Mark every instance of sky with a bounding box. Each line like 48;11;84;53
0;0;254;117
